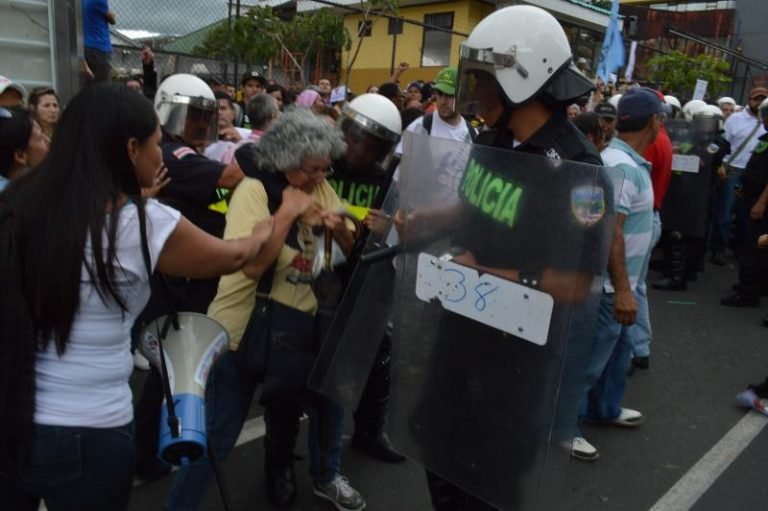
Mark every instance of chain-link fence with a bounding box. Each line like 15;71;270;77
106;0;482;94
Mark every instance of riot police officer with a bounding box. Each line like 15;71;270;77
327;93;405;462
654;104;723;291
154;73;245;311
395;6;613;510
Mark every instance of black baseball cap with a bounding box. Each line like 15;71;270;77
241;70;266;86
594;102;617;119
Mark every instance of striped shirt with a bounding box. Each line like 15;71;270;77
601;137;654;293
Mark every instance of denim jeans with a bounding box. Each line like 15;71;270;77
710;168;742;252
629;210;660;359
581;291;636;421
0;423;135;511
164;351;345;510
628;284;652;358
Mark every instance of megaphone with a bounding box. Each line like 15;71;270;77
140;312;229;465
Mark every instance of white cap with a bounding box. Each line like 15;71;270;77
0;76;28;104
716;96;736;107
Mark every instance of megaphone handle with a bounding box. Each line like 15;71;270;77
156;333;180;438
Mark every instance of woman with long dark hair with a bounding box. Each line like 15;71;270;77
0;83;276;511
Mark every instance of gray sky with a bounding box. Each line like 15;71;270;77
111;0;234;37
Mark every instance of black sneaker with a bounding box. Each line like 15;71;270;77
632;356;650;370
313;475;366;511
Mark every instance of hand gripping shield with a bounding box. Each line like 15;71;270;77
388;133;623;511
306;183;400;415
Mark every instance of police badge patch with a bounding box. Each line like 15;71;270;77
571;185;605;227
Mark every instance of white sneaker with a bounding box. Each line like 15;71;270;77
313;474;366;511
611;407;645;427
133;351;151;371
571;436;600;461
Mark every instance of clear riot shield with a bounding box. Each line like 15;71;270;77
662;119;719;237
308;140;476;418
306;184;399;414
389;133;623;511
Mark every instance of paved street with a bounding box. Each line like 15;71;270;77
127;256;768;511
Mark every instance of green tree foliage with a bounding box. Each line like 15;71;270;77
194;7;350;83
648;51;732;98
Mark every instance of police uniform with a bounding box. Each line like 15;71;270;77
658;120;719;285
158;137;230;313
326;159;403;459
734;133;768;300
421;111;612;511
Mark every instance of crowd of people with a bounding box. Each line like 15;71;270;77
2;3;768;511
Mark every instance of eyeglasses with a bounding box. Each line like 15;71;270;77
300;164;334;178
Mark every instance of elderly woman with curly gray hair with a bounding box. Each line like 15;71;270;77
165;108;366;511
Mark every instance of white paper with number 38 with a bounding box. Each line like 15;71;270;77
414;253;554;345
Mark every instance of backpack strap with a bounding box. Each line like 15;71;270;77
423;112;477;143
423;112;433;135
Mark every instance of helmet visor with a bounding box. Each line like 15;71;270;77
456;56;502;119
339;116;398;172
158;95;218;147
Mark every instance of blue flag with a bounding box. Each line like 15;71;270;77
597;0;625;83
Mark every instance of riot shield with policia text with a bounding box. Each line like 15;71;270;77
388;133;623;511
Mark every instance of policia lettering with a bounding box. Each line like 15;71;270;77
460;159;524;227
327;179;382;209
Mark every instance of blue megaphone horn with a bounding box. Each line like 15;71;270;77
140;312;229;465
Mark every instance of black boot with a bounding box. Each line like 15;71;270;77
351;430;405;463
654;231;686;291
353;335;406;463
264;402;302;508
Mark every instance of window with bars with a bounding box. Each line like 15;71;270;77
357;19;372;37
421;12;454;67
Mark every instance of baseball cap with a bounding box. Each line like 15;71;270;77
433;67;457;96
594;102;617;119
617;87;663;126
241;70;266;86
0;76;28;105
749;87;768;100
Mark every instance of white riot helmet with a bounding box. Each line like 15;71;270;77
692;104;724;136
154;73;218;146
682;99;707;121
455;5;593;117
340;93;402;171
608;94;622;109
716;96;736;107
664;95;682;117
695;104;724;119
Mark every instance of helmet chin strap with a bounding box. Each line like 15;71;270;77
490;103;516;146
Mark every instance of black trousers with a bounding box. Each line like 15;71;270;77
737;203;768;299
353;333;392;435
84;48;111;83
